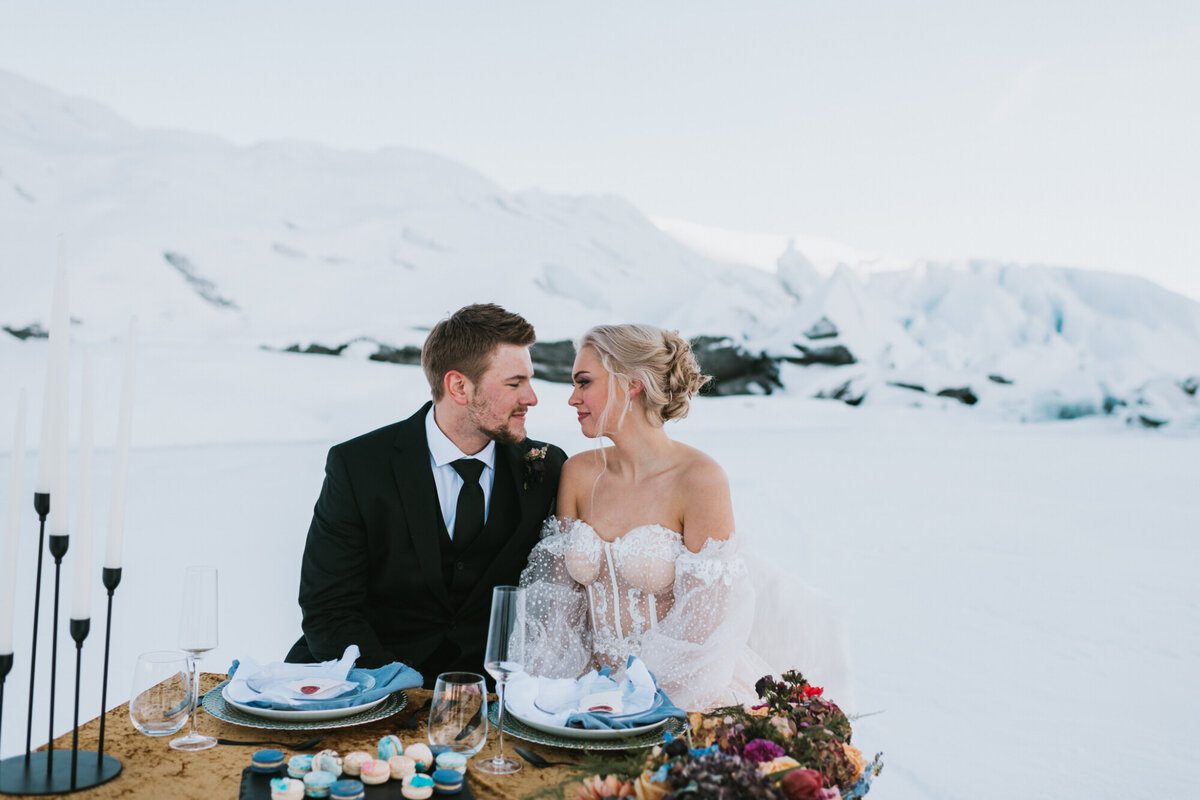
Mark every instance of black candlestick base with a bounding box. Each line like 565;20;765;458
0;750;121;795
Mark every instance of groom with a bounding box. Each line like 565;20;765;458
286;304;567;686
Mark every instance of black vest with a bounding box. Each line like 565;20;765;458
438;455;520;610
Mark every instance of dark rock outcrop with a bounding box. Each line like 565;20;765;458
803;316;838;340
1182;377;1199;397
888;382;926;393
529;340;576;384
284;342;348;356
786;343;856;366
163;251;239;309
987;374;1013;385
369;344;423;365
3;323;47;340
815;379;865;406
936;387;978;405
690;336;782;396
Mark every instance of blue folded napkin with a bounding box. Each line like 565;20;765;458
565;687;687;730
227;657;423;711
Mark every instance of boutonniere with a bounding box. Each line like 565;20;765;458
522;445;548;490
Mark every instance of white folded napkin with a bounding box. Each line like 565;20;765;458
226;645;360;706
506;657;659;727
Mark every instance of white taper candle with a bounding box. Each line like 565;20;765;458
48;241;71;537
35;253;68;496
72;352;93;621
1;390;28;654
104;318;137;569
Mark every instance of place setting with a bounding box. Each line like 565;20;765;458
479;586;689;762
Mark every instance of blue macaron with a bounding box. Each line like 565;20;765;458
251;748;285;774
434;751;467;774
287;753;314;778
329;779;365;800
432;768;464;795
303;770;337;798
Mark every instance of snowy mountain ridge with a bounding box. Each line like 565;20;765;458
1;69;1197;428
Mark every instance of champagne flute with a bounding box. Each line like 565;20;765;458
170;565;218;751
474;585;524;775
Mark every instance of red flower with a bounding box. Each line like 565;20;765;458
803;685;824;698
780;768;825;800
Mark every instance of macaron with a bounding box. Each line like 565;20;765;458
287;754;314;779
313;749;343;778
388;755;417;779
252;748;286;773
432;768;464;795
434;751;467;774
303;770;337;799
359;758;391;786
378;734;404;760
402;773;436;800
341;751;372;777
269;777;305;800
404;742;433;772
330;779;365;800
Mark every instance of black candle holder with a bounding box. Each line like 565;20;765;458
0;653;12;760
97;567;121;760
23;492;48;757
45;534;68;760
0;501;123;795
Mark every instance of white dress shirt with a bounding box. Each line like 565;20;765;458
425;405;496;538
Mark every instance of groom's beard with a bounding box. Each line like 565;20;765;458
467;395;527;446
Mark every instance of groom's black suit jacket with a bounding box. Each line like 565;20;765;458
286;402;566;686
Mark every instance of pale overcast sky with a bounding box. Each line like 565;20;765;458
1;0;1197;299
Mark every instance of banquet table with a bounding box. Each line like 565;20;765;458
3;673;589;800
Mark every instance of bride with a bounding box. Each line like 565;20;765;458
520;324;777;710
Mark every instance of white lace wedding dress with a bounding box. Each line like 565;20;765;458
520;517;779;711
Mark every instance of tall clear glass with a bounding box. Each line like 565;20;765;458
129;651;191;737
474;585;524;775
429;672;488;757
170;565;218;751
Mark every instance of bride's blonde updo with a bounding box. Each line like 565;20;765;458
580;324;710;426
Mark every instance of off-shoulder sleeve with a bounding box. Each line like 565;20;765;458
638;535;755;710
518;517;593;679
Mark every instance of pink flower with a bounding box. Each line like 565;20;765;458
741;738;785;764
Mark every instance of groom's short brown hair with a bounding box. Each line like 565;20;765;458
422;304;537;401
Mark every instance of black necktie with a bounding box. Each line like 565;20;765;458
451;458;485;549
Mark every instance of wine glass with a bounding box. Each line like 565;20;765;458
129;651;192;737
170;565;218;751
429;672;488;757
474;585;524;775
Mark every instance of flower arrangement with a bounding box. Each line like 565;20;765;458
571;670;882;800
523;444;549;489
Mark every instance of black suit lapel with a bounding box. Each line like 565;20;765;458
391;402;452;612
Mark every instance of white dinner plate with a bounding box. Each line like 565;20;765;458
221;684;386;721
506;707;669;741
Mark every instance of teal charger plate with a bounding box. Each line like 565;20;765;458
202;680;407;730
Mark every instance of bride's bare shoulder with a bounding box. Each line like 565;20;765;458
562;448;610;482
675;444;729;490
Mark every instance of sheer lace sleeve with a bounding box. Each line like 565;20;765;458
518;517;592;679
639;535;755;710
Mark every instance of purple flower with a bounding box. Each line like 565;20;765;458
740;738;785;764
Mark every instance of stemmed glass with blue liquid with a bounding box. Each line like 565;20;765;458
474;585;525;775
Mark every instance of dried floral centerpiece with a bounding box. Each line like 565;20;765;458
567;670;883;800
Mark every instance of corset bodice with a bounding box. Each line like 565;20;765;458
558;520;685;669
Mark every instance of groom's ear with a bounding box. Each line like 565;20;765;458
444;370;472;406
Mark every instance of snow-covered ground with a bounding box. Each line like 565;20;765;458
1;339;1196;799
